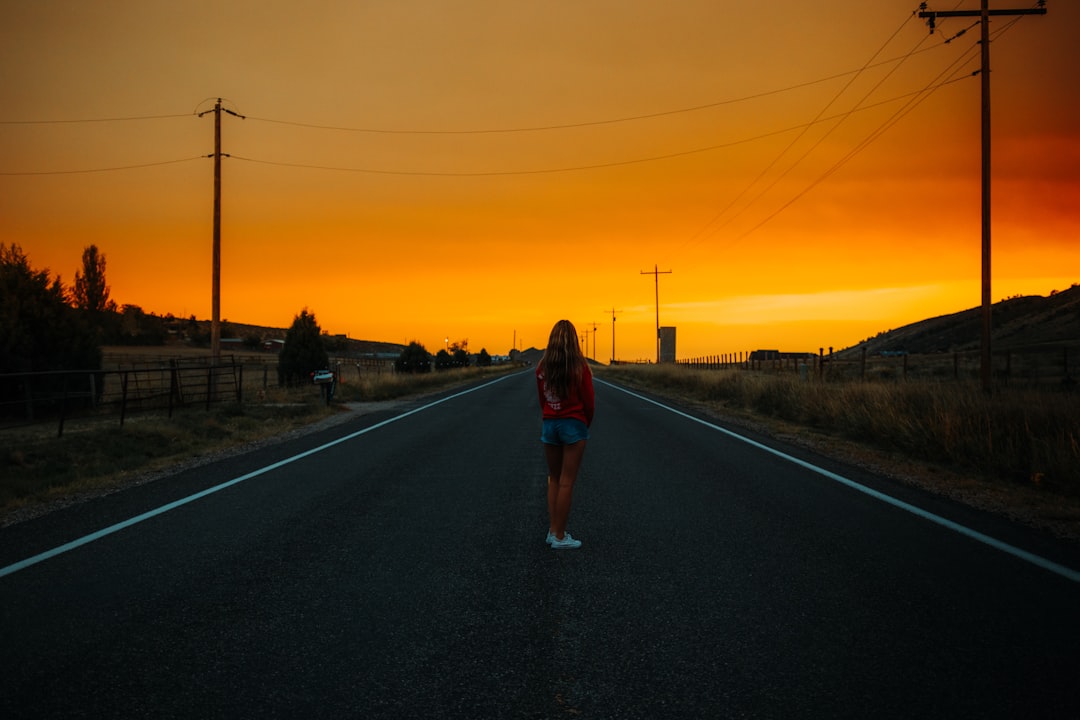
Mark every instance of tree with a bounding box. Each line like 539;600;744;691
477;348;492;367
72;244;116;314
278;308;329;386
0;243;101;373
395;341;431;373
114;304;166;346
434;348;453;370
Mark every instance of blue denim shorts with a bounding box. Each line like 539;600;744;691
541;418;590;445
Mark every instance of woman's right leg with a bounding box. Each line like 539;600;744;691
550;440;586;540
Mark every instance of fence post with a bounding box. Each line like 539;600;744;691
22;375;34;422
168;367;177;418
819;348;824;380
120;371;129;427
57;372;68;438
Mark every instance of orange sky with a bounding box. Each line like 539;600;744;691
2;1;1077;361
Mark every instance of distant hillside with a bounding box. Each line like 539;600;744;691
839;284;1080;357
514;348;606;367
180;318;407;357
517;348;544;366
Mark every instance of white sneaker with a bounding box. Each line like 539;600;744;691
550;532;582;550
546;531;555;545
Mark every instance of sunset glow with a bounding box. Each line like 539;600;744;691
2;1;1077;361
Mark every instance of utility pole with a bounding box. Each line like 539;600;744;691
198;98;244;361
918;1;1046;394
640;265;672;364
579;324;592;359
588;321;600;361
606;307;623;364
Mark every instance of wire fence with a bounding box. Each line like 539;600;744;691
0;352;403;437
676;343;1078;388
0;357;243;437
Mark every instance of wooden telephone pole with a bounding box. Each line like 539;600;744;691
917;1;1046;393
198;98;244;360
640;265;672;363
607;307;623;364
587;321;600;361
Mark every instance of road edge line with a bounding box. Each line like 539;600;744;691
599;378;1080;584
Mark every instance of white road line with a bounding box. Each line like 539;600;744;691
0;374;519;579
599;379;1080;583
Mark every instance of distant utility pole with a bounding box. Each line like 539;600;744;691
607;307;623;363
588;321;600;361
917;1;1046;394
198;98;244;361
640;265;672;364
579;324;592;359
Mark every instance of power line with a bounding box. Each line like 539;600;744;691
728;12;1032;246
677;7;929;255
676;5;1034;259
242;47;950;136
0;47;950;135
0;156;205;176
0;46;945;134
226;83;967;178
0;80;965;178
0;113;192;125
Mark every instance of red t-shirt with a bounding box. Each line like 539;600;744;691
536;362;595;427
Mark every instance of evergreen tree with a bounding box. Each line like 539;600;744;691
72;244;115;314
0;243;101;373
278;308;329;386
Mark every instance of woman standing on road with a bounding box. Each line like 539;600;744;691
537;319;595;550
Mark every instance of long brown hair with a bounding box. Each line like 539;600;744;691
539;319;585;400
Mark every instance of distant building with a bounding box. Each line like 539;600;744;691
749;349;816;362
660;327;676;363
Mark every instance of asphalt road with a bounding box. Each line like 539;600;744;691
2;371;1078;719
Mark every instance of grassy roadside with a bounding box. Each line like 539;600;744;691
598;364;1080;542
1;365;518;524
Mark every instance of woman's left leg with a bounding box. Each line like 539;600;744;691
544;444;564;537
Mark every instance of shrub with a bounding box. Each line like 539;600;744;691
395;341;432;374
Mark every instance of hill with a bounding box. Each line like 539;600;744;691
838;284;1080;358
168;317;408;357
